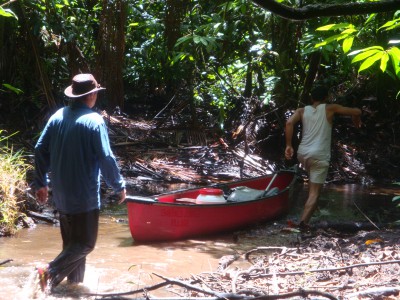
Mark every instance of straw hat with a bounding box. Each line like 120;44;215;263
64;74;105;98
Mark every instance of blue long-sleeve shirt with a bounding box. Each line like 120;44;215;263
34;102;125;214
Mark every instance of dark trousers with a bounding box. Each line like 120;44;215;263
48;209;99;287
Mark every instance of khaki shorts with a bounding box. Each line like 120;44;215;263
297;154;329;184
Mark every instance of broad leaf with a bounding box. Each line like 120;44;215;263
342;37;354;54
380;52;389;72
378;18;400;31
351;49;381;63
315;33;349;48
358;52;384;73
316;23;351;31
388;47;400;76
348;46;384;56
0;7;17;19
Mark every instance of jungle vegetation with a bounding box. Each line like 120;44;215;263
0;0;400;234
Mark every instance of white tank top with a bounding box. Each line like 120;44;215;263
297;104;332;161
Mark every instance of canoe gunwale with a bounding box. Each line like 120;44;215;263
126;170;297;207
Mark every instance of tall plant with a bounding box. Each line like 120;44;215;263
0;131;31;236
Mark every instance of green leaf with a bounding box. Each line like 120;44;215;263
358;52;384;73
0;7;17;19
2;84;23;95
341;28;357;35
316;23;351;31
378;18;400;31
351;49;381;63
393;195;400;202
365;13;377;25
388;47;400;76
315;33;349;48
193;35;201;44
175;35;193;47
348;46;384;56
342;37;354;54
380;52;389;72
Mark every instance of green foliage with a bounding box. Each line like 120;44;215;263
0;7;17;19
0;131;31;236
348;46;400;77
311;12;400;99
315;23;357;54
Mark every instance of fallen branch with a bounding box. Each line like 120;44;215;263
83;273;338;300
26;210;58;224
253;259;400;279
0;259;13;266
346;286;400;299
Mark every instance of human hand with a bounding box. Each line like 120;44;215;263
36;186;49;205
118;188;126;204
285;146;294;160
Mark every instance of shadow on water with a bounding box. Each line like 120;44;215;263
1;180;399;299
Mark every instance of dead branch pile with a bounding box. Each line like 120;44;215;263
102;112;279;186
83;228;400;300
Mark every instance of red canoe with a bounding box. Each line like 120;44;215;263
126;170;296;242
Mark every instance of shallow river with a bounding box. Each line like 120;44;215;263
1;182;399;300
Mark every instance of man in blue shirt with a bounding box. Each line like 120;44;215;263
34;73;126;292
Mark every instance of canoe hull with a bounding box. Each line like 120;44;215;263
127;171;295;242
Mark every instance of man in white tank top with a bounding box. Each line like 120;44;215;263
285;85;361;229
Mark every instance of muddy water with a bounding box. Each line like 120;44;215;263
1;182;399;299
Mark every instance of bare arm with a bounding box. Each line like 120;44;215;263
285;108;303;160
327;104;362;128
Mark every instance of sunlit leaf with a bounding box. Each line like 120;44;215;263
378;18;400;31
358;52;384;72
348;46;384;56
365;13;377;25
342;37;354;54
351;49;381;63
0;7;17;19
316;23;351;31
380;52;389;72
341;28;357;35
315;34;348;48
388;47;400;76
393;195;400;202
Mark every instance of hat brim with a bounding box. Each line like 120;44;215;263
64;85;106;98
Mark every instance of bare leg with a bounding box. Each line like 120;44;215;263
300;181;323;224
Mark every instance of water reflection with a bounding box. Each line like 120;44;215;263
0;182;399;299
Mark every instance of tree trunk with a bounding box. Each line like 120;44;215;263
96;0;127;110
299;51;321;105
